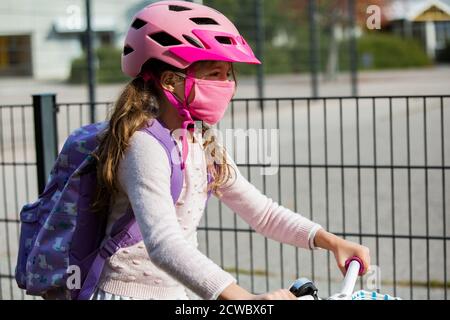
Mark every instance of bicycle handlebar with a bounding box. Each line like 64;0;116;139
290;256;365;300
339;256;364;298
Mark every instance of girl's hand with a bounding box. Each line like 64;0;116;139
250;289;297;300
313;229;371;276
218;283;297;300
332;238;370;276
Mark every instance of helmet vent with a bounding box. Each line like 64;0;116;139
169;5;192;12
190;17;219;25
131;18;147;29
182;35;204;48
123;45;134;56
215;36;234;45
148;32;182;46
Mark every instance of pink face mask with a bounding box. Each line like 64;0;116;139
143;68;235;170
175;71;236;125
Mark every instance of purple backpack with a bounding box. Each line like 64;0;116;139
15;118;213;300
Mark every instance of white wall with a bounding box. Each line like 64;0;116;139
0;0;151;80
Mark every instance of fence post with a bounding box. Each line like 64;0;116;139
308;0;319;98
32;93;58;195
348;0;358;96
85;0;96;123
255;0;265;110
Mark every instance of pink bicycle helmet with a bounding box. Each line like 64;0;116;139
122;0;261;77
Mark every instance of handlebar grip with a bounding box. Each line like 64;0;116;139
344;256;365;276
339;256;364;297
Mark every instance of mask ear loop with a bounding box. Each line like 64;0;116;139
142;71;196;171
178;67;197;171
142;73;152;82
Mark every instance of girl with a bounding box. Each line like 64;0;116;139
90;1;370;300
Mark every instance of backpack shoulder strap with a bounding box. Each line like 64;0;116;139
77;118;183;300
140;118;184;204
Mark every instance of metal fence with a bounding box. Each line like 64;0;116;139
0;94;449;300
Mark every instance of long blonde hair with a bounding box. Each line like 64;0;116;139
91;59;236;215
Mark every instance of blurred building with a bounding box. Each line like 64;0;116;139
385;0;450;59
0;0;157;79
